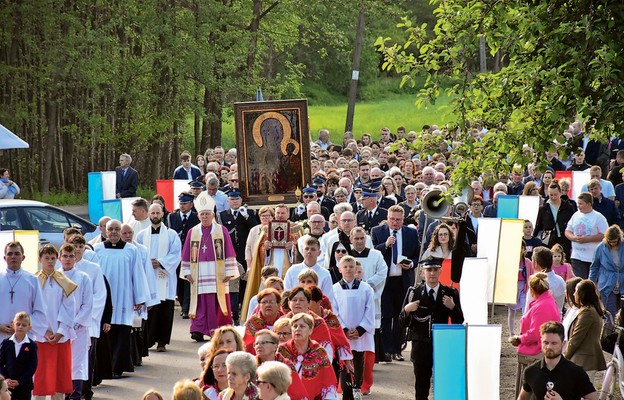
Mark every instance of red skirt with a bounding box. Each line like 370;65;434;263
33;341;73;395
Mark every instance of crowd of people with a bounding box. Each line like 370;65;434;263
3;121;624;400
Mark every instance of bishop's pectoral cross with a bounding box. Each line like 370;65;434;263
10;288;15;304
201;244;208;253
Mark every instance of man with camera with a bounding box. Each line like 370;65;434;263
400;257;464;400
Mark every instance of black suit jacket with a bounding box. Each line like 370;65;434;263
318;196;336;215
166;210;200;248
219;208;259;267
371;225;419;290
0;337;38;396
357;207;388;233
401;282;464;342
378;197;396;210
115;166;139;198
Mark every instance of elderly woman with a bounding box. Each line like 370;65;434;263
422;223;454;260
243;288;284;353
281;285;353;365
218;352;259;400
565;280;607;381
254;330;307;400
256;361;292;400
200;349;231;400
277;313;338;400
589;225;624;316
509;272;561;397
565;192;609;279
273;318;292;344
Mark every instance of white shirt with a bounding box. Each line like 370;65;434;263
425;283;441;301
9;333;30;356
388;226;403;277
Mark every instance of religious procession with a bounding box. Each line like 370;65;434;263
3;116;623;400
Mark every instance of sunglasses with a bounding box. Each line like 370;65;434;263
335;249;348;254
303;195;315;199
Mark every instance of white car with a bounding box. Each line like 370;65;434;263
0;199;99;249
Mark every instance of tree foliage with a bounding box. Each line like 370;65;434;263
376;0;624;186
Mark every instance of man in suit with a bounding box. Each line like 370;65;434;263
465;195;484;256
400;257;463;400
357;185;388;234
115;153;139;198
314;176;336;214
166;192;200;319
371;205;419;362
218;190;259;321
173;151;202;181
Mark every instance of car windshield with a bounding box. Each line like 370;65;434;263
23;207;75;232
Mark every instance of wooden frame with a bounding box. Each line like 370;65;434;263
234;99;311;206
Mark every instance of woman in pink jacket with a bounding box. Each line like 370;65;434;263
509;272;561;397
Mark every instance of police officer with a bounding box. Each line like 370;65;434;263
400;257;464;400
166;192;200;318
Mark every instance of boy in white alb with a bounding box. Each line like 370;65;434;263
333;256;375;400
58;244;93;400
33;245;77;400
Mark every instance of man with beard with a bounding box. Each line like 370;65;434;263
518;321;597;400
136;204;181;352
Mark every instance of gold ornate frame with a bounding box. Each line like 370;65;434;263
234;99;311;206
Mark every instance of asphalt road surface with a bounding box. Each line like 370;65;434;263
91;307;416;400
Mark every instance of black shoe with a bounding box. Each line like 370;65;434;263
392;353;404;361
191;332;205;342
111;372;123;379
182;314;189;319
157;344;166;352
382;353;393;362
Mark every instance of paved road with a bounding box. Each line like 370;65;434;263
57;204;419;399
91;306;416;400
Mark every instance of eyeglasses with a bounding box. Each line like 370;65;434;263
257;380;274;387
260;300;277;305
276;331;291;337
335;249;348;254
254;341;277;347
437;233;449;237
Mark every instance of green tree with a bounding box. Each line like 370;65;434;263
376;0;624;186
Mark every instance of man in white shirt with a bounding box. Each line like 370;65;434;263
284;237;334;304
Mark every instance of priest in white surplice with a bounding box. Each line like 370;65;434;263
181;191;239;342
58;243;93;400
129;198;152;240
136;204;181;352
121;222;159;366
94;219;150;378
0;242;47;342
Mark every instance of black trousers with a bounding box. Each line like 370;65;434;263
411;340;433;400
65;380;83;400
176;264;190;314
147;299;175;347
340;350;365;400
381;276;405;354
109;324;134;374
82;337;97;399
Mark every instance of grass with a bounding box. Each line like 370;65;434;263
192;76;456;149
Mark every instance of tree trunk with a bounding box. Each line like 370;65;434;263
42;98;57;194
